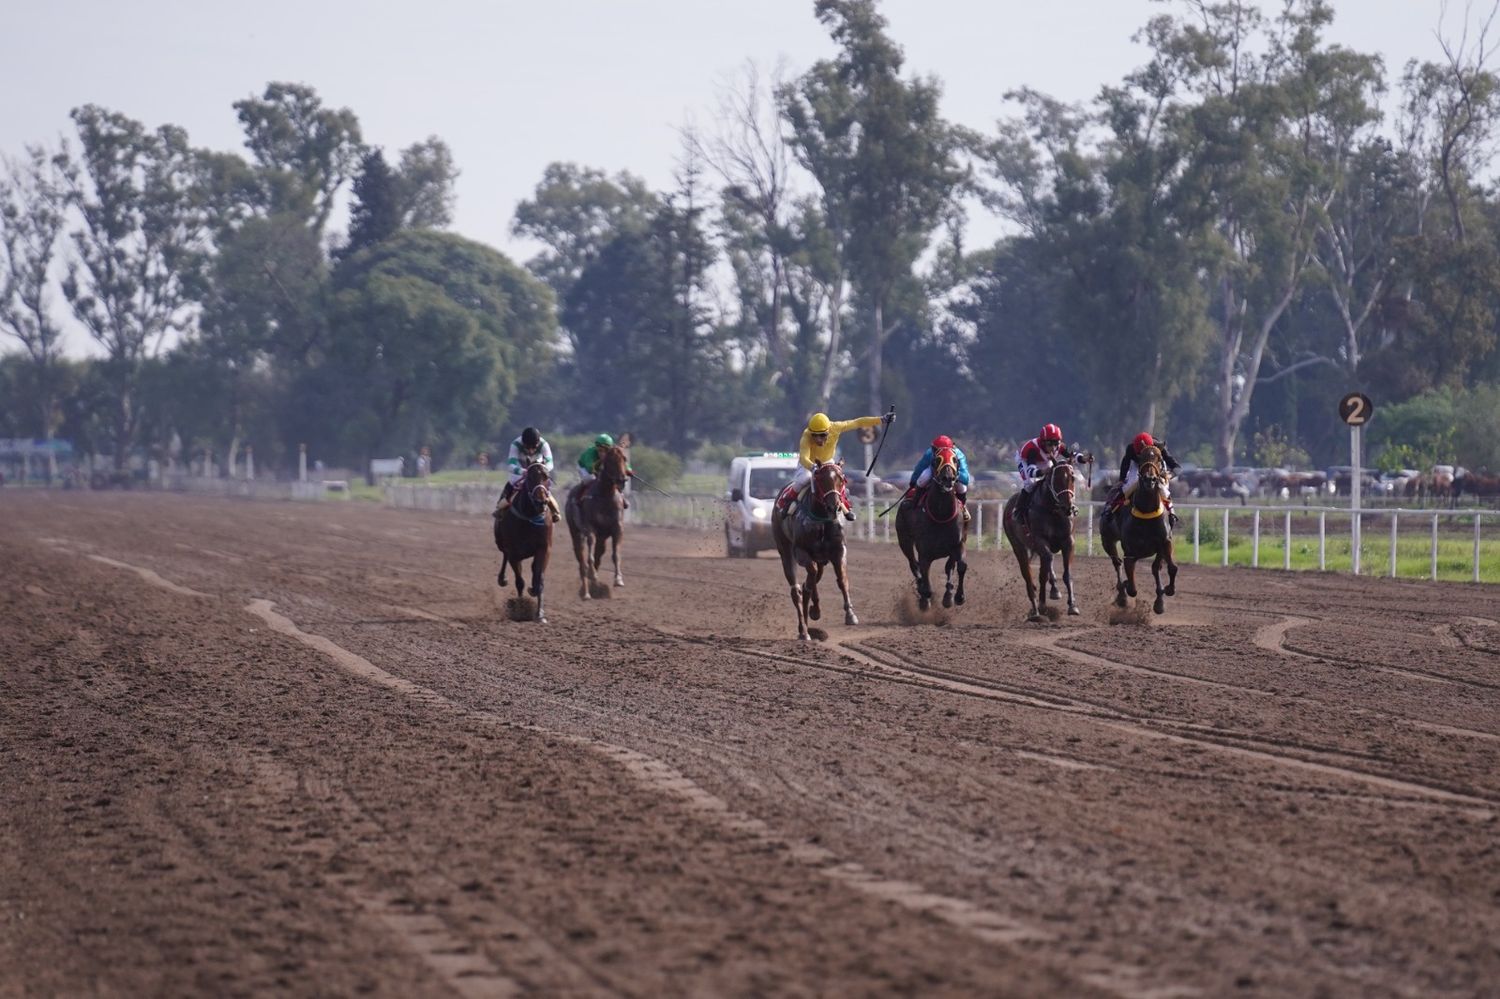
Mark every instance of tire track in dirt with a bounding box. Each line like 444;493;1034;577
684;627;1496;812
237;599;1155;993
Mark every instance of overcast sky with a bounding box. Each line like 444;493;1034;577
0;1;1466;354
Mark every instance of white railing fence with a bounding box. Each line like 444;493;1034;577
161;475;331;502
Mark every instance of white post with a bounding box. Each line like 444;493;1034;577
1351;424;1363;575
1431;513;1439;581
1086;504;1094;555
1193;507;1201;564
1252;509;1261;567
1319;511;1327;570
976;502;984;550
1475;513;1483;584
1283;511;1292;570
246;446;255;482
1389;512;1399;578
1222;507;1230;567
298;443;308;483
996;501;1004;550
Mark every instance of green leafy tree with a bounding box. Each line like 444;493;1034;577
345;148;403;257
233;82;363;235
60;106;213;469
0;145;73;478
395;137;458;229
314;230;554;475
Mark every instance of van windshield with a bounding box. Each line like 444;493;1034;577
747;467;795;499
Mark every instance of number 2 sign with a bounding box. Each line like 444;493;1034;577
1338;392;1373;427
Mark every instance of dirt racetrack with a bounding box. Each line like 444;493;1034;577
2;491;1498;998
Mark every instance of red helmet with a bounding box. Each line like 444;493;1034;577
931;435;954;449
1040;424;1063;444
1134;432;1154;450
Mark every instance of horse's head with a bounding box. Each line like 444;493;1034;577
811;460;848;516
523;459;551;503
1132;463;1168;516
1042;458;1077;516
597;445;629;490
933;447;958;493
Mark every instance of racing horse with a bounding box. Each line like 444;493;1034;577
895;446;968;611
494;459;554;622
565;444;628;599
1100;447;1178;614
771;460;859;641
1002;458;1082;620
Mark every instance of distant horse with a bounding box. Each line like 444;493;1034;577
1454;469;1500;507
895;447;968;611
1100;450;1178;614
1002;459;1081;620
566;445;629;599
494;459;554;622
771;460;859;641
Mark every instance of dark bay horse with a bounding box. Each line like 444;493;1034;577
1002;459;1081;620
771;461;859;641
494;460;554;623
1100;453;1178;614
895;447;968;611
565;444;628;599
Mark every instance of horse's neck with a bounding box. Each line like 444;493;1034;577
1133;481;1161;512
928;485;955;518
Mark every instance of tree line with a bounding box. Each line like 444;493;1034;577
5;0;1500;483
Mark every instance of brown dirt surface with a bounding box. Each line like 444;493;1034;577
2;491;1498;997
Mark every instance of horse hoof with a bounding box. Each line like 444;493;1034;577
1027;611;1042;622
1126;584;1137;598
919;598;930;612
1164;584;1176;597
845;612;858;626
580;590;591;601
1153;599;1165;615
809;605;821;621
798;633;810;642
1049;588;1061;600
1114;593;1126;608
615;578;625;588
941;593;953;609
1068;606;1081;616
536;615;547;624
954;593;965;606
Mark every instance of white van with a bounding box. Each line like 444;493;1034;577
724;452;799;557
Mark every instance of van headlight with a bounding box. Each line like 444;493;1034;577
751;506;768;519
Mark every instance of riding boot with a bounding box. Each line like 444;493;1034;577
961;498;971;524
1015;489;1030;526
494;496;510;517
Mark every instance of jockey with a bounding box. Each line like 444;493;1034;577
1013;423;1085;525
907;434;971;523
778;410;894;521
577;432;633;506
494;426;560;522
1109;431;1180;524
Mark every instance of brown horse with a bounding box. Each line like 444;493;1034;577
565;444;628;599
494;460;554;623
1100;456;1178;614
895;447;968;611
1002;459;1081;620
771;461;859;641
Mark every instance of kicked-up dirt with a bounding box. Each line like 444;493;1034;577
2;491;1497;997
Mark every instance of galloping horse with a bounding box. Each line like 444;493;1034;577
565;444;629;599
1002;459;1081;620
494;459;554;622
1100;447;1178;614
771;460;860;641
895;447;968;611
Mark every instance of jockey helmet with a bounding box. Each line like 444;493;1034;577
1040;423;1063;445
520;426;541;450
807;413;831;434
932;435;954;449
1133;432;1154;450
594;433;614;447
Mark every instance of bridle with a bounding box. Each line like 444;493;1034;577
811;461;847;519
1042;458;1077;517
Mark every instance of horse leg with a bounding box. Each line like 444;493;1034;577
806;561;823;622
530;554;547;623
1151;554;1166;615
917;555;934;611
779;548;809;641
573;530;593;600
592;533;606;574
1164;538;1178;597
1037;552;1053;616
1124;556;1139;599
1061;543;1079;616
1048;562;1061;601
610;532;624;587
833;553;858;626
1102;522;1127;605
941;555;955;609
1011;548;1040;621
954;554;968;606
